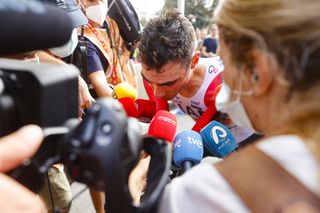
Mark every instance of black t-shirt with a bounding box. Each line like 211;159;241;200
85;38;109;75
203;37;218;54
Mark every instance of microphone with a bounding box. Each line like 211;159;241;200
112;83;157;122
112;82;138;100
0;0;73;55
172;130;204;173
141;111;177;209
135;99;157;123
148;110;177;142
143;79;169;111
118;97;139;117
117;97;157;123
200;121;238;158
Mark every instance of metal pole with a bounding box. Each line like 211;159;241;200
177;0;185;15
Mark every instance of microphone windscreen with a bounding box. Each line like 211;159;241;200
112;82;137;100
136;99;156;122
200;121;238;158
0;0;73;55
172;130;204;167
143;79;169;111
118;97;139;117
148;110;177;142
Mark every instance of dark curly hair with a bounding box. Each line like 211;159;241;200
138;9;196;71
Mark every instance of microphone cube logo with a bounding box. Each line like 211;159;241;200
210;126;227;144
200;121;238;158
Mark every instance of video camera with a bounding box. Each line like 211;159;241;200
0;59;171;213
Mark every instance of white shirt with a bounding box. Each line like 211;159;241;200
158;135;319;213
172;57;224;120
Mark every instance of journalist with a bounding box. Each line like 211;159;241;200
157;0;320;212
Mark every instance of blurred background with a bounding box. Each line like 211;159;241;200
131;0;218;32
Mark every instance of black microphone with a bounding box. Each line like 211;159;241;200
0;0;73;55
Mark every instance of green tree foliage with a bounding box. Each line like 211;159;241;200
164;0;177;8
164;0;218;29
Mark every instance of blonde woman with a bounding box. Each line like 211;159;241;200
158;0;320;212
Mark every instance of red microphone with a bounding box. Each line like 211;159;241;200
136;99;157;123
118;98;157;123
118;97;139;117
148;110;177;142
143;79;169;111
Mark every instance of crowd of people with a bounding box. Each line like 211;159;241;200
1;0;320;212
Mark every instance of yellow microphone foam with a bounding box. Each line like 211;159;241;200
112;82;137;100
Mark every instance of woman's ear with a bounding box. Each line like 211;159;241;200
191;51;200;69
249;49;274;96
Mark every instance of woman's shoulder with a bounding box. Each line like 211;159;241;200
158;162;249;213
256;135;319;194
158;135;319;213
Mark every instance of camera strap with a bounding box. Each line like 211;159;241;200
45;172;57;213
69;26;89;84
216;145;320;212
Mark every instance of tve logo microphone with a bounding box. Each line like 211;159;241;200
173;130;204;170
200;121;238;158
173;136;203;150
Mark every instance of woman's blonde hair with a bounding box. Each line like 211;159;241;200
214;0;320;152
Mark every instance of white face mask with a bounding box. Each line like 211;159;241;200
215;79;256;131
86;1;108;26
49;28;78;58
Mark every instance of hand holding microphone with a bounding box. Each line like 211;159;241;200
132;110;176;204
200;121;238;158
173;130;204;174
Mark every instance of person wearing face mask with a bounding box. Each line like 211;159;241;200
49;28;79;58
156;0;320;212
138;10;258;148
31;0;87;59
79;0;137;99
23;1;93;212
35;0;88;59
78;1;138;211
37;0;93;112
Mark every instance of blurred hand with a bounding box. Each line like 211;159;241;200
78;76;94;112
129;151;150;203
0;125;45;212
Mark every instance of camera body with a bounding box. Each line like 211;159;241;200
0;59;171;213
0;58;78;137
